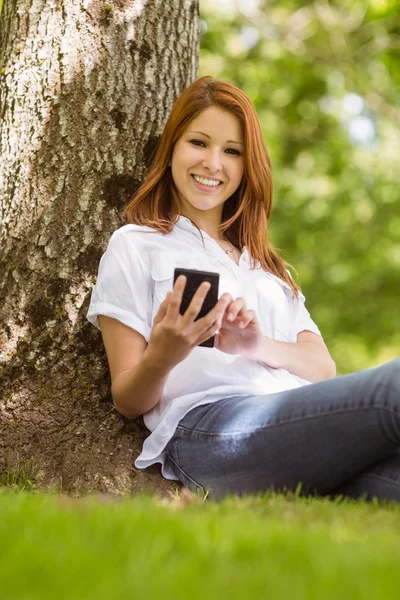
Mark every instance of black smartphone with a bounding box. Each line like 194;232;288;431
173;267;220;348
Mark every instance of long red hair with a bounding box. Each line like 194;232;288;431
125;76;300;296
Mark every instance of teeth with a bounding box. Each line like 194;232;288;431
193;175;221;187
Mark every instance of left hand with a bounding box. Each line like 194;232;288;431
214;297;265;358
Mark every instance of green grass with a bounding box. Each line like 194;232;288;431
0;457;39;491
1;489;400;599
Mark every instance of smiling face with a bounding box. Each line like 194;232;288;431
170;106;245;231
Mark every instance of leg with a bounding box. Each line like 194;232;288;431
165;358;400;501
329;449;400;503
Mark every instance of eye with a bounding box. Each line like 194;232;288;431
225;148;242;156
189;139;206;147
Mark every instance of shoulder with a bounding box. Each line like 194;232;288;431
105;224;179;274
108;223;166;252
111;223;158;241
256;267;306;304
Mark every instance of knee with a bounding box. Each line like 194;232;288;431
378;358;400;393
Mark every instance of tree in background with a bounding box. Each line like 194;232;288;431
0;0;198;494
200;0;400;373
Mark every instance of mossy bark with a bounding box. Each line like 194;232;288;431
0;0;199;495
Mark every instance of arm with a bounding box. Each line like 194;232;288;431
99;280;228;419
217;294;335;383
99;315;172;420
252;330;336;383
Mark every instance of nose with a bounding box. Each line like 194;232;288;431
201;148;222;173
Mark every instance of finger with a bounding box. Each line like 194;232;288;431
175;274;186;284
161;291;172;309
173;274;187;292
213;293;233;316
226;298;246;322
225;308;244;326
154;292;171;324
246;310;257;323
181;280;211;324
188;294;228;343
189;291;231;341
203;293;232;326
196;311;222;346
166;275;187;315
224;307;249;328
237;309;256;328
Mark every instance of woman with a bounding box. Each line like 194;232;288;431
87;76;400;502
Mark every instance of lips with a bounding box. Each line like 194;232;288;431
191;174;223;187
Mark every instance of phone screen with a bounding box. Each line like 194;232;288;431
173;267;220;348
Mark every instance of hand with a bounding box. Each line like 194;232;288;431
214;297;265;358
147;275;232;373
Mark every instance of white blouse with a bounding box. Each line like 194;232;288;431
87;216;322;481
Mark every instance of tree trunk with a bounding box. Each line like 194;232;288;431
0;0;198;495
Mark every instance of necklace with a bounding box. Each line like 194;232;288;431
213;237;240;266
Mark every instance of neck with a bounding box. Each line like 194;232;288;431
210;233;227;242
179;209;224;242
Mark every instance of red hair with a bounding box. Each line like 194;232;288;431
125;76;300;296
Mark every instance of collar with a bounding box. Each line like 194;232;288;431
176;215;302;295
174;216;296;291
175;215;250;257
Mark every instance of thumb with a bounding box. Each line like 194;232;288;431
154;292;171;326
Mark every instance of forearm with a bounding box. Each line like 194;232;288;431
252;337;336;383
111;349;171;419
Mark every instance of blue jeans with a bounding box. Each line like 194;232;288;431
164;358;400;502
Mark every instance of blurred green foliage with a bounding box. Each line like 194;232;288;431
200;0;400;373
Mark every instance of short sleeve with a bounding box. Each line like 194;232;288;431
86;230;152;342
290;290;322;338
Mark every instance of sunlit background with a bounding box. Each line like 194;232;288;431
200;0;400;374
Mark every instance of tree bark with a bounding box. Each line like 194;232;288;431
0;0;198;495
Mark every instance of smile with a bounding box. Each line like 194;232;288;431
192;175;222;187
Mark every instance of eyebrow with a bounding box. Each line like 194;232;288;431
186;131;244;146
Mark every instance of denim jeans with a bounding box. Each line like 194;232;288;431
164;358;400;502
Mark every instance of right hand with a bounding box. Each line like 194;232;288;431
147;275;232;373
